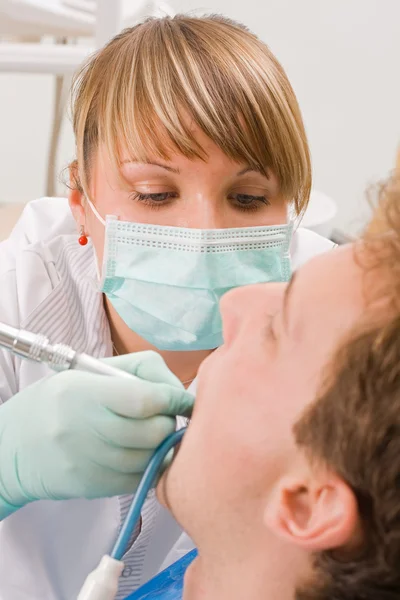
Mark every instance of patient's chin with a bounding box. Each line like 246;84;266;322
156;471;168;508
157;460;180;514
157;438;185;505
156;437;182;504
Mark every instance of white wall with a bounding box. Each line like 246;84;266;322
0;73;75;204
0;0;399;235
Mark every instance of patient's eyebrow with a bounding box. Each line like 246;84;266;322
282;273;297;330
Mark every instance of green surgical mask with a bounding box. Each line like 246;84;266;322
88;200;293;351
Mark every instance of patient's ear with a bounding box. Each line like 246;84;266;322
264;472;359;551
68;160;85;226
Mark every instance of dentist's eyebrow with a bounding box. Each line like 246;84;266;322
282;273;297;330
236;166;267;176
122;160;180;174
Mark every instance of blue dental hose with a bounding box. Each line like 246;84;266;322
111;427;187;561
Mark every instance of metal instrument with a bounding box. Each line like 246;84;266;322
0;322;136;380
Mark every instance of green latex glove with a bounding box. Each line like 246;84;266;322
0;351;194;519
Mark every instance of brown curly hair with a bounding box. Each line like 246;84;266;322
294;174;400;600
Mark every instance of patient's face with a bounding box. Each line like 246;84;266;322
159;245;366;557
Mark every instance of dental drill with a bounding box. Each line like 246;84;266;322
0;322;188;600
0;322;137;380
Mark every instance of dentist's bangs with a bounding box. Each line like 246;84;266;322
71;14;311;214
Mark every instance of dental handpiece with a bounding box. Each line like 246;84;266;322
0;322;137;380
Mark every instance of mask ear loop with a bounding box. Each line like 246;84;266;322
84;197;107;282
86;197;106;227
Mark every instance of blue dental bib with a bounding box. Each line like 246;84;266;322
125;550;197;599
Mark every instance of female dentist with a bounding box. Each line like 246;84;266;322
0;14;334;600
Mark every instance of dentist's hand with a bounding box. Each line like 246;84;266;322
0;351;194;519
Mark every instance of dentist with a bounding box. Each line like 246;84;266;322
0;14;334;600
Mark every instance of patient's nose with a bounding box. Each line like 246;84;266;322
220;283;287;345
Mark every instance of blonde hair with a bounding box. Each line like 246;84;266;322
71;14;311;214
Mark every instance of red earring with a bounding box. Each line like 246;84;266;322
78;226;88;246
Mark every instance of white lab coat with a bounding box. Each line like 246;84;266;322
0;198;335;599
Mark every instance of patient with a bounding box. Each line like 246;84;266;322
158;175;400;599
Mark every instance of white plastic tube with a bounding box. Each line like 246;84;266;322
77;555;124;600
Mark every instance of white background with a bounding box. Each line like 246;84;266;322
0;0;399;235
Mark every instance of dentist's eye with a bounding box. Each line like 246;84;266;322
129;191;178;207
229;193;271;212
